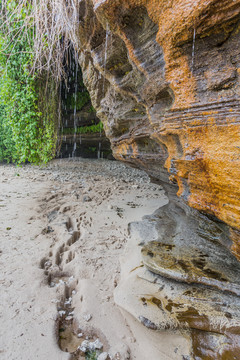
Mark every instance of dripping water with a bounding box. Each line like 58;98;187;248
73;52;78;158
57;82;62;155
65;84;68;99
72;141;76;158
111;86;116;118
103;23;110;93
191;27;196;74
98;142;101;159
109;28;113;53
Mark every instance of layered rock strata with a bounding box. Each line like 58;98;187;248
73;0;240;358
115;210;240;359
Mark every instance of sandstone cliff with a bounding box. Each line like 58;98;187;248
73;1;240;358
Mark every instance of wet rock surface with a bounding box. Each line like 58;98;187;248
141;204;240;296
115;208;240;359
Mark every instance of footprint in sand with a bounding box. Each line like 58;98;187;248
40;222;80;271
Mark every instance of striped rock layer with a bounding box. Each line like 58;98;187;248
75;1;240;358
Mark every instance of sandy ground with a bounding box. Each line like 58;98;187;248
0;158;190;360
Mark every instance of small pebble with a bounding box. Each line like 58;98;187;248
97;352;108;360
83;313;92;322
64;297;72;305
58;310;66;317
92;339;103;350
78;339;103;352
83;195;92;202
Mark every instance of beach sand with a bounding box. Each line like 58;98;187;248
0;158;190;360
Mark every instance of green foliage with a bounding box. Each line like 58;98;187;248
0;104;17;161
85;351;98;360
88;105;95;113
88;146;97;153
62;122;103;135
0;1;58;164
65;87;90;112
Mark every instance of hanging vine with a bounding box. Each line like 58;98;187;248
0;1;59;163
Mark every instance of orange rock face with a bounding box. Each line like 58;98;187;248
78;0;240;257
76;1;240;356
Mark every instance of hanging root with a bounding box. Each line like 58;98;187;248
0;0;80;81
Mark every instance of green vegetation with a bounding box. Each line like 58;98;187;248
0;103;15;161
64;76;91;112
62;122;103;135
0;1;58;164
65;90;90;112
85;351;98;360
0;1;100;164
62;65;95;114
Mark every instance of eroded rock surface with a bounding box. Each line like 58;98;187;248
115;211;240;359
76;0;240;253
73;0;240;358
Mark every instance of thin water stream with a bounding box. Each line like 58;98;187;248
58;46;112;160
191;27;196;73
103;23;110;93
